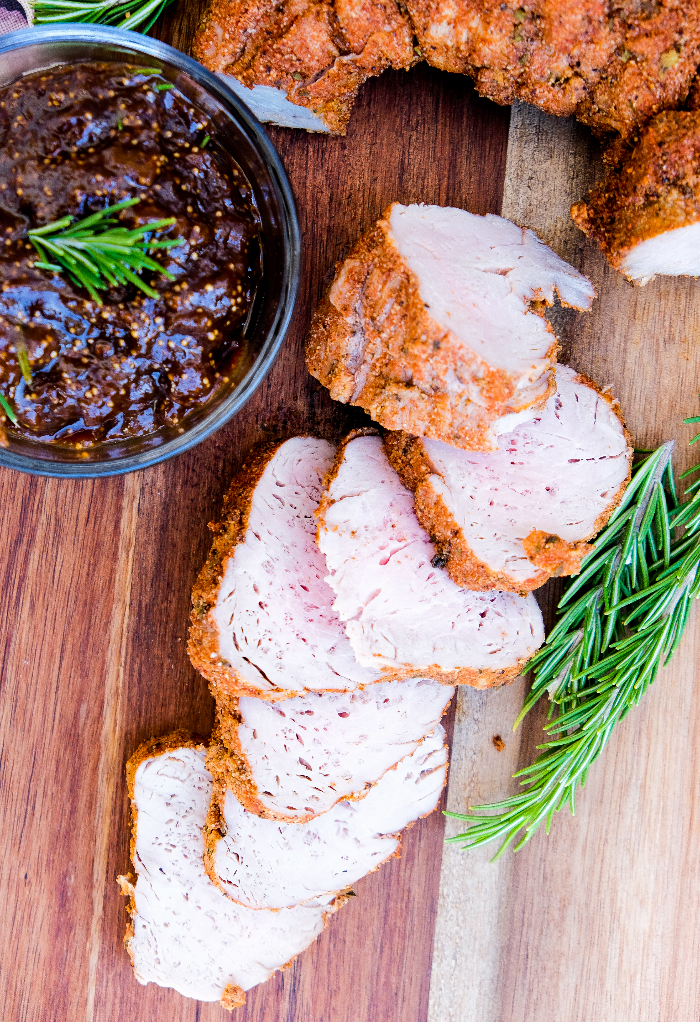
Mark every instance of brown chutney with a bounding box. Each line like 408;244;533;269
0;61;262;446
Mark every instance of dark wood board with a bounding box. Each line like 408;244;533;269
0;12;510;1021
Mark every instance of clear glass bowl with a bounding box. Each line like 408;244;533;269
0;25;300;477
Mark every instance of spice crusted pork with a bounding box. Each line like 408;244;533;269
204;727;447;908
316;431;545;687
189;436;379;700
306;204;594;450
571;109;700;283
408;0;700;145
194;0;700;139
385;365;632;593
193;0;416;134
211;676;453;821
118;734;344;1008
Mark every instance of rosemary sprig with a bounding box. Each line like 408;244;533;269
28;197;182;305
33;0;176;32
448;431;700;859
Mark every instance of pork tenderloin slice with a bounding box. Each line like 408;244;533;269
571;111;700;284
189;437;379;699
213;676;454;821
118;735;342;1008
306;203;594;450
316;432;545;686
385;364;631;593
204;727;447;908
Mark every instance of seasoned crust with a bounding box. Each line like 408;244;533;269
571;110;700;276
316;428;535;688
305;210;558;450
383;372;632;594
188;441;296;701
406;0;700;145
193;0;416;135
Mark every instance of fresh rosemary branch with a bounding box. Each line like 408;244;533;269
447;432;700;859
33;0;176;32
28;197;182;305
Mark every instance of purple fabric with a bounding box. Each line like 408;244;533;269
0;0;29;34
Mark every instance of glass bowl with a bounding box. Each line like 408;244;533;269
0;25;300;478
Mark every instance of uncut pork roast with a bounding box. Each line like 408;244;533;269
572;110;700;284
189;436;379;699
316;431;545;687
118;735;344;1009
204;727;447;908
384;364;631;593
306;203;594;450
193;0;415;134
192;0;700;141
212;676;454;821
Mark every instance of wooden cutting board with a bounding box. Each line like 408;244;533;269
2;7;700;1021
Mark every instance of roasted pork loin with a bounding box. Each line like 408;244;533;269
189;437;379;700
408;0;700;145
193;0;700;139
212;677;454;821
204;727;447;908
572;110;700;283
306;204;593;450
316;432;545;687
384;365;631;593
193;0;415;133
118;735;343;1008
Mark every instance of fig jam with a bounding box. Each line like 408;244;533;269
0;61;262;447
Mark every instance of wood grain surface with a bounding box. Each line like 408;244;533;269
429;104;700;1022
0;9;511;1021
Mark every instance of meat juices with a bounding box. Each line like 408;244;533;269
0;62;261;446
306;204;594;449
384;365;632;593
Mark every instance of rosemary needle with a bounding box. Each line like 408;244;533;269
28;197;183;305
33;0;176;33
448;433;700;859
0;392;17;425
17;342;32;385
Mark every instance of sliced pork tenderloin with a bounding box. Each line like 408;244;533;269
572;110;700;284
212;676;454;821
193;0;416;135
316;432;545;687
384;364;631;593
204;727;447;908
306;203;594;450
189;437;379;700
118;734;343;1008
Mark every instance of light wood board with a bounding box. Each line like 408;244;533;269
428;103;700;1022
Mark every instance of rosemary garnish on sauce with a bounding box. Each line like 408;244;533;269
448;429;700;858
28;197;182;305
33;0;176;32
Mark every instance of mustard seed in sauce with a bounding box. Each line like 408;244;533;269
0;62;261;445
